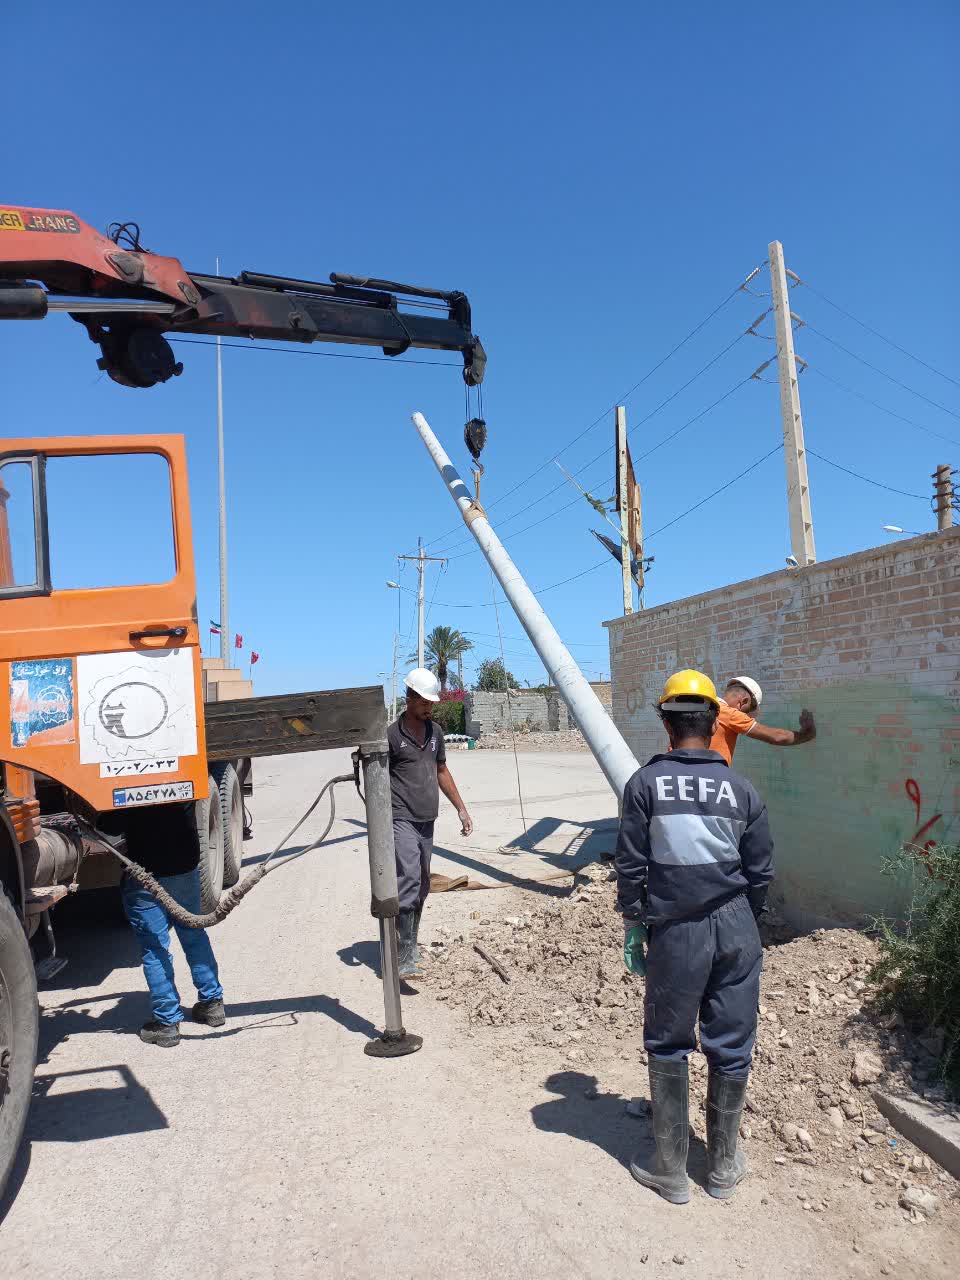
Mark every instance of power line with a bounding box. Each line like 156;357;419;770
797;278;960;391
806;449;928;500
802;324;960;422
805;364;959;448
423;272;761;548
168;336;460;370
436;368;753;560
642;445;784;542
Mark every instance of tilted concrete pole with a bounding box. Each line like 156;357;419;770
410;412;641;798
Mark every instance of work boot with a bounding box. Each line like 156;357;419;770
397;909;422;980
630;1058;690;1204
192;997;226;1027
705;1072;749;1199
139;1020;181;1048
412;903;425;966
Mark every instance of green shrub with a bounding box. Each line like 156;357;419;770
431;700;466;735
871;841;960;1100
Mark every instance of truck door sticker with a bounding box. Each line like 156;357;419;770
99;758;180;779
77;649;197;765
10;658;76;747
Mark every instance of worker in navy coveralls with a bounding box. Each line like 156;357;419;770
615;669;774;1204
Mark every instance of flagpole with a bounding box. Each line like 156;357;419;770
216;255;229;665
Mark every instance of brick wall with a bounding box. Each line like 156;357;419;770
465;690;570;737
604;530;960;924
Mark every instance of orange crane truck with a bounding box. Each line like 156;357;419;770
0;205;486;1194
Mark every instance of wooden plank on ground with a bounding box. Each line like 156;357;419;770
204;686;386;761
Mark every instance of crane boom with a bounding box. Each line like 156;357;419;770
0;204;486;388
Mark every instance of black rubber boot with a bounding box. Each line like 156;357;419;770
192;998;226;1027
630;1058;690;1205
705;1072;749;1199
139;1020;181;1048
412;904;424;966
397;909;422;979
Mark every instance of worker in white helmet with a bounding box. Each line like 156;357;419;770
388;667;473;980
710;676;816;765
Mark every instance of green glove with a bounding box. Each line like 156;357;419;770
623;921;648;975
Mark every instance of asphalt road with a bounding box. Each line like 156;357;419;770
0;749;934;1278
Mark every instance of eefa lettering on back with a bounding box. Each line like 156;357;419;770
655;775;738;808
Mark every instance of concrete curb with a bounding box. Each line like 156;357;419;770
874;1089;960;1179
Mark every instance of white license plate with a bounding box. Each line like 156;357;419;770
112;781;194;808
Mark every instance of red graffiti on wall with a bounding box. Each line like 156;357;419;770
904;778;943;877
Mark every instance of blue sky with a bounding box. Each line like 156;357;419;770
4;2;957;696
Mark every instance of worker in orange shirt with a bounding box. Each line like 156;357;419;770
710;676;816;764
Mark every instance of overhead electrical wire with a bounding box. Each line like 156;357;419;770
436;366;754;561
801;324;960;422
796;279;960;392
423;271;763;549
168;336;460;370
805;449;928;500
805;364;959;449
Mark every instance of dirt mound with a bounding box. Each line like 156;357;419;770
424;864;958;1213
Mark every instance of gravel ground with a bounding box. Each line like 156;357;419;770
473;729;589;752
2;750;957;1279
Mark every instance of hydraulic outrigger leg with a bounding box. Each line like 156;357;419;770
358;740;423;1058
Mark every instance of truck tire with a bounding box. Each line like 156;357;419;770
195;775;225;913
0;889;38;1200
212;763;244;889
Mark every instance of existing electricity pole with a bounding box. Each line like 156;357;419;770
615;406;633;615
934;464;955;531
215;256;229;663
397;538;447;667
769;240;816;567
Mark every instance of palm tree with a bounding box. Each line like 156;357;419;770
413;626;474;694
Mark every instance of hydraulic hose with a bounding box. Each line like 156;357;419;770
110;773;355;929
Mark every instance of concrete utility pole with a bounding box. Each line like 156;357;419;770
769;241;816;566
411;412;641;797
215;257;229;663
398;539;447;668
615;406;633;615
391;632;399;720
934;464;955;531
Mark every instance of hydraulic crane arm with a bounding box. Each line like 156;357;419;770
0;205;486;388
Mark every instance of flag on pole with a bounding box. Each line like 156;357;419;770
210;620;222;635
251;652;260;666
235;633;243;650
614;439;643;564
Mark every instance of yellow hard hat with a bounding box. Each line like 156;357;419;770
657;669;720;711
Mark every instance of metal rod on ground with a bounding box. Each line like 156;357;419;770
769;240;816;567
358;741;422;1057
409;412;641;798
615;406;633;615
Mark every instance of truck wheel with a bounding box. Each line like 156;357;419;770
195;776;225;913
212;763;244;888
0;890;38;1199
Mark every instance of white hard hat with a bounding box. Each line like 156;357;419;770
404;667;441;702
729;675;762;710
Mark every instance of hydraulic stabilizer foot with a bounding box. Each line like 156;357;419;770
364;1029;424;1058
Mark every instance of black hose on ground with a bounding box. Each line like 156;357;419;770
110;773;356;929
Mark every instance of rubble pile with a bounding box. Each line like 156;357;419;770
424;864;959;1216
474;728;587;752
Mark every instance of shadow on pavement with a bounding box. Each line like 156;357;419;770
530;1069;708;1189
430;843;585;897
240;828;364;867
337;940;381;976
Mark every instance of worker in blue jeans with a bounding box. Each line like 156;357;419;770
110;800;225;1048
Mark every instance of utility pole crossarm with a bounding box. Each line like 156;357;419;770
769;241;816;566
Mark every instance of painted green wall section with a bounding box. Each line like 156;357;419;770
605;530;960;924
734;680;958;923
